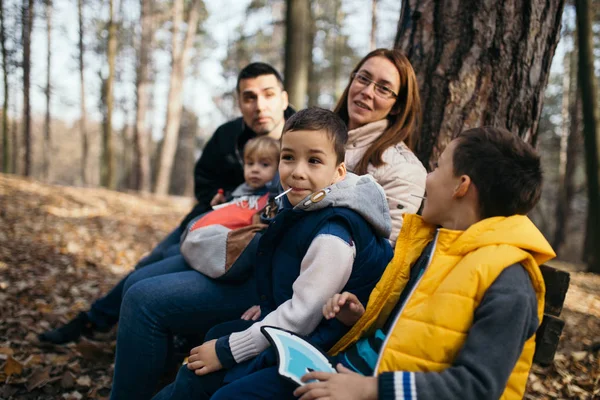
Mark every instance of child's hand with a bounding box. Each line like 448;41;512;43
210;189;226;206
322;292;365;327
240;305;261;321
186;339;222;376
294;364;377;400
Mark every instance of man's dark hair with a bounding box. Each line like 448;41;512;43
236;62;284;92
282;107;348;164
453;126;542;219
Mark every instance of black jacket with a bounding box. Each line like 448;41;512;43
179;108;295;230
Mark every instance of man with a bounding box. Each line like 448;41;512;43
39;62;293;345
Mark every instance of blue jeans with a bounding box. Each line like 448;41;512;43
153;365;295;400
109;255;259;400
87;227;183;329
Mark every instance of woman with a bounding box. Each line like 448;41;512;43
337;48;426;244
150;49;427;400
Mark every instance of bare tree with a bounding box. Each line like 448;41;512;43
575;0;600;273
284;0;310;109
153;0;204;195
553;48;580;254
102;0;117;189
22;0;33;176
78;0;89;185
44;0;52;181
395;0;565;167
0;0;8;173
370;0;378;51
133;0;153;193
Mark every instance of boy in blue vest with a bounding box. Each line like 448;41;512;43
152;107;394;400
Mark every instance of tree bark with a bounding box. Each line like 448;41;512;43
44;0;52;182
102;0;117;189
395;0;565;167
0;0;8;173
153;0;203;195
307;2;319;107
575;0;600;273
22;0;33;176
133;0;153;193
78;0;89;185
370;0;378;51
284;0;310;109
553;49;580;254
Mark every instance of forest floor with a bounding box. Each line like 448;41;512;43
0;173;598;399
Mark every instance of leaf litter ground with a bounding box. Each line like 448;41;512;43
0;174;598;399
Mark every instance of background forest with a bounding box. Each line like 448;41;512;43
0;0;599;398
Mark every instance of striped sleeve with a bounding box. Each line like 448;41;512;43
379;372;416;400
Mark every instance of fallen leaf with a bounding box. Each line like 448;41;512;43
61;371;75;389
76;375;91;387
3;356;23;376
571;351;587;361
62;390;83;399
26;366;51;392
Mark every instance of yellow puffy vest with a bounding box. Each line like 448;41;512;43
329;214;555;400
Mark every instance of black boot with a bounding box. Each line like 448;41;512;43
38;312;100;344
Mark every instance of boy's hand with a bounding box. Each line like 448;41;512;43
294;364;377;400
210;191;226;206
241;305;261;321
322;292;365;326
186;339;222;376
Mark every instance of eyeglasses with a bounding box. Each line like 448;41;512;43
351;73;398;99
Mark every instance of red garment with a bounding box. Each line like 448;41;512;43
189;194;269;231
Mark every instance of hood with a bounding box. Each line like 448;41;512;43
292;172;392;238
441;215;556;265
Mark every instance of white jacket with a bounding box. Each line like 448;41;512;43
345;119;427;244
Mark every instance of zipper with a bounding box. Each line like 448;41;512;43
373;230;440;374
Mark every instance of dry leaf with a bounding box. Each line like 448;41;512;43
26;366;51;392
76;375;91;387
62;390;83;400
571;351;587;361
3;356;23;376
61;371;76;389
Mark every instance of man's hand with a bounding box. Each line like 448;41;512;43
294;364;378;400
241;305;261;321
322;292;365;327
186;339;222;376
210;190;226;206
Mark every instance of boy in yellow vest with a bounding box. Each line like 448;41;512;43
295;126;555;400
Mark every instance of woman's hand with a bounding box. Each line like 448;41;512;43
294;364;377;400
322;292;365;326
240;305;261;321
186;339;222;376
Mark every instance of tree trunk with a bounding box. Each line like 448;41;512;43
0;0;8;173
395;0;565;167
284;0;310;109
370;0;378;51
553;49;580;254
153;0;202;196
133;0;153;193
22;0;33;176
307;2;318;107
102;0;117;189
78;0;89;185
575;0;600;273
44;0;52;182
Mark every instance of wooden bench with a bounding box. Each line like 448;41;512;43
533;264;570;366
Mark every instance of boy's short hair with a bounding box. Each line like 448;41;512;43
236;62;284;93
453;126;542;218
282;107;348;164
243;136;280;164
